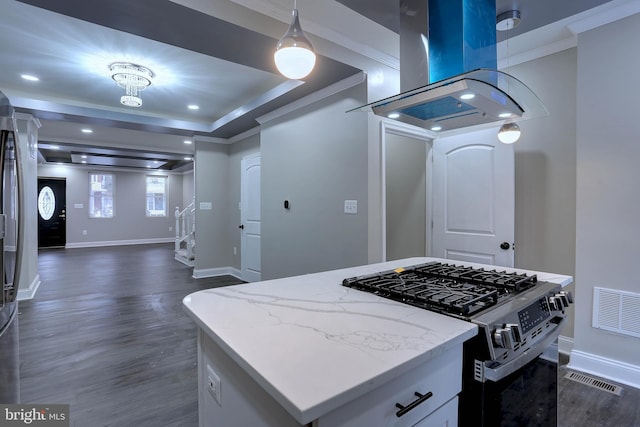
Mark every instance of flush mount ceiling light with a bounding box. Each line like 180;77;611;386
274;1;316;80
496;10;521;31
497;122;521;144
109;62;154;107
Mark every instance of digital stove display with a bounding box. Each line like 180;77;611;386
518;297;551;334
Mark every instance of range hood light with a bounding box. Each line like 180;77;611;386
496;10;521;32
499;112;513;118
460;93;475;100
431;125;442;131
497;122;521;144
388;112;400;119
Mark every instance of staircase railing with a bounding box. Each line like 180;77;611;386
175;201;195;264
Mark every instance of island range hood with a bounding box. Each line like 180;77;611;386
350;0;547;135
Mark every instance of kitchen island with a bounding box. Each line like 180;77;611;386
183;258;572;427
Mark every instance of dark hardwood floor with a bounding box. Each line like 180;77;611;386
19;244;243;427
18;244;640;426
558;355;640;427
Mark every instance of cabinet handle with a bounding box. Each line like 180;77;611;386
395;391;433;417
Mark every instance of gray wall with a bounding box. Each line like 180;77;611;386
573;13;640;367
182;170;194;210
193;142;231;272
37;165;181;245
228;133;260;271
510;48;578;338
261;83;369;279
385;133;427;261
16;116;39;298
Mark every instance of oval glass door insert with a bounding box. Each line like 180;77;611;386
38;186;56;220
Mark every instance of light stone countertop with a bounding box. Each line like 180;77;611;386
183;257;573;424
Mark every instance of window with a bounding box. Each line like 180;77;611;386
146;176;167;217
89;173;114;218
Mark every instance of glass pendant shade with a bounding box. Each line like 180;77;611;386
497;122;521;144
274;8;316;80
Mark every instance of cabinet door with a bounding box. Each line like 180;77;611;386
413;397;458;427
315;347;462;427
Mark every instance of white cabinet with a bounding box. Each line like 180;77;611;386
314;347;461;427
198;329;462;427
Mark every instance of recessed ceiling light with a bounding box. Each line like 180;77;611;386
21;74;39;82
431;125;442;131
460;93;475;100
499;113;512;118
387;112;400;119
183;140;193;145
188;105;199;110
81;128;93;134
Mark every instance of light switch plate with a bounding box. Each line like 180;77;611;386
344;200;357;214
199;202;212;210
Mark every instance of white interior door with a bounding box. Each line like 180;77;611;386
432;127;515;267
241;154;261;282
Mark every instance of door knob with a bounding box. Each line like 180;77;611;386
238;224;244;230
500;242;511;250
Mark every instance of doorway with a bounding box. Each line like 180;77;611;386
382;121;432;261
240;154;261;282
37;178;66;248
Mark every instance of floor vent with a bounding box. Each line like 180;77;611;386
564;371;623;396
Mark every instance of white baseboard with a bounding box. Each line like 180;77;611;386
558;335;574;355
193;266;242;280
568;349;640;389
17;274;41;301
65;237;173;249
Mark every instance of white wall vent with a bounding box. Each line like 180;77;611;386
593;287;640;339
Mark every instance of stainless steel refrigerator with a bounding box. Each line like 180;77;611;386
0;90;24;403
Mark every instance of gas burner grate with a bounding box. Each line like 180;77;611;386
342;262;539;318
413;262;537;291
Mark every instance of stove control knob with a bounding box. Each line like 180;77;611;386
493;325;521;349
554;291;573;308
505;324;522;343
548;296;561;311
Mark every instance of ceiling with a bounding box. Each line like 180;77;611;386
0;0;627;170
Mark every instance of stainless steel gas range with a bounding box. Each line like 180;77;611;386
342;261;573;427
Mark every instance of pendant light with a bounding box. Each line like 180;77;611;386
497;122;521;144
274;1;316;80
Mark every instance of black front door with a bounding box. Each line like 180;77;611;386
38;178;66;248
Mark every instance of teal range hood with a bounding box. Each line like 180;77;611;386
351;0;547;134
349;68;547;134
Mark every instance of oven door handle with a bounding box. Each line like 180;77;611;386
478;319;564;383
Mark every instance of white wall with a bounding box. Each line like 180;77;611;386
261;83;369;280
571;13;640;385
509;48;578;339
38;164;182;246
